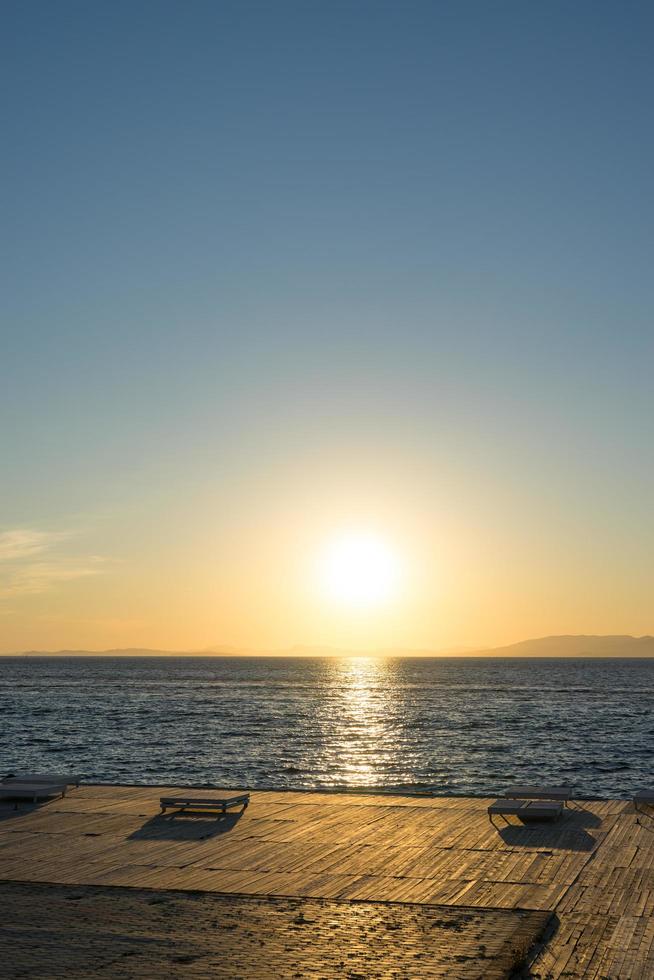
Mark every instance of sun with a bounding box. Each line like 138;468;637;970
319;531;401;609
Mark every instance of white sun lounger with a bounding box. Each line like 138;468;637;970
4;772;82;788
160;792;250;814
488;799;564;823
506;785;572;804
633;791;654;814
0;782;68;809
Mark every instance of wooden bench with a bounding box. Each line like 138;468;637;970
488;799;564;823
160;793;250;814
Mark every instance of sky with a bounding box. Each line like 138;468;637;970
1;1;653;653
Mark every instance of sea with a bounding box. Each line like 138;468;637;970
1;656;652;798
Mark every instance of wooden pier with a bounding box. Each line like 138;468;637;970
0;786;651;977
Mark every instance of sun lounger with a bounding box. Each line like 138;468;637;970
0;782;68;809
488;799;564;823
506;785;572;804
3;772;82;788
633;791;654;814
160;792;250;814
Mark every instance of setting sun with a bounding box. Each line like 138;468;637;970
318;531;402;609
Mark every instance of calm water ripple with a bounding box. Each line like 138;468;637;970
1;656;652;797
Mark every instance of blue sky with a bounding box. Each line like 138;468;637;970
2;1;653;650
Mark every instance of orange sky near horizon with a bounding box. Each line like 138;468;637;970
1;459;652;653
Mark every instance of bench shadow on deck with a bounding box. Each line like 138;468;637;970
129;809;246;841
494;806;600;852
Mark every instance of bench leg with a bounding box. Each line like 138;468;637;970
489;813;513;826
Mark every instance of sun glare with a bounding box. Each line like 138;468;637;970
319;531;401;609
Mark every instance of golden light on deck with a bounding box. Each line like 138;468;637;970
318;531;402;609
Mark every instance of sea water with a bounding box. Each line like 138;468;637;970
1;656;652;797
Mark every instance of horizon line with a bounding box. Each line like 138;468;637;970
3;633;654;658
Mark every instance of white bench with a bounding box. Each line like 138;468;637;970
488;799;564;823
160;793;250;814
506;785;572;804
633;791;654;814
4;772;82;788
0;782;68;809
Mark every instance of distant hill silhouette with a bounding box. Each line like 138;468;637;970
202;636;654;657
6;634;654;656
477;634;654;657
17;648;188;657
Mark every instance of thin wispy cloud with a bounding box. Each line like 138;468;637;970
0;527;105;600
0;528;70;562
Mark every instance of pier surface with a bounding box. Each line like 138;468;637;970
0;786;651;977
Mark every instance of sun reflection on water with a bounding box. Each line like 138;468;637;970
321;656;400;789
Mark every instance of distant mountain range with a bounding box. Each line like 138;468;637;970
198;635;654;657
476;634;654;657
7;634;654;657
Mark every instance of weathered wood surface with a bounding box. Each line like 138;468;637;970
0;787;648;977
0;880;549;979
